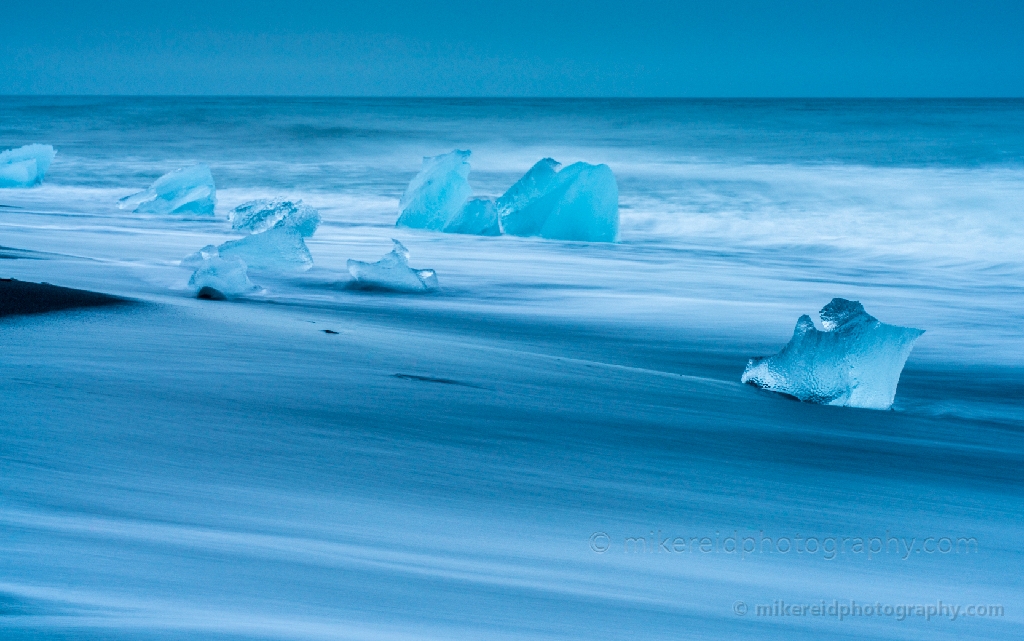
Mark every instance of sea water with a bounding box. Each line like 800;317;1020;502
1;98;1022;640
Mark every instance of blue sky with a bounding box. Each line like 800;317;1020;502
2;0;1022;96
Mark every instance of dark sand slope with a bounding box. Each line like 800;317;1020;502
0;279;131;318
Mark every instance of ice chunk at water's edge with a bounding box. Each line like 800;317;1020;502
0;144;57;188
188;257;258;297
181;244;220;269
500;160;619;242
218;226;313;272
497;158;561;236
347;240;439;293
741;298;924;410
231;199;320;237
443;198;501;236
118;164;216;215
396;150;473;231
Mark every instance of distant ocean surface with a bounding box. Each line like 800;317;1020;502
1;98;1022;641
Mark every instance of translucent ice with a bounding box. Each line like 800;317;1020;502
499;160;619;242
496;158;561;236
0;144;56;188
218;226;313;272
396;150;473;231
187;257;257;298
347;240;439;293
230;199;320;237
443;198;501;236
741;298;924;410
118;164;216;215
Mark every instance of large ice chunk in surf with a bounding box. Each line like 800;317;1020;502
396;150;473;231
118;164;216;215
499;159;618;242
443;197;501;236
347;240;439;293
0;144;56;188
218;226;313;272
231;199;320;237
741;298;924;410
188;257;258;298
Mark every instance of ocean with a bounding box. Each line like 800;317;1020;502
1;97;1022;640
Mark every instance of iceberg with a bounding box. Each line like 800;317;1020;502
741;298;924;410
187;257;257;298
180;244;220;269
396;150;473;231
347;240;439;293
443;198;501;236
0;144;56;188
500;160;619;242
218;226;313;272
118;164;216;215
495;158;561;236
230;199;320;237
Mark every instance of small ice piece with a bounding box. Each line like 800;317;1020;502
180;244;220;269
741;298;924;410
187;257;257;298
499;160;619;242
0;144;56;188
347;240;439;293
218;226;313;272
118;164;216;215
496;158;561;236
230;199;321;237
443;197;501;236
396;150;473;231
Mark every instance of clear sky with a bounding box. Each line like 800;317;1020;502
2;0;1022;96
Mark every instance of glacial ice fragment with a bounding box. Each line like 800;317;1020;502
496;158;561;236
396;150;473;231
118;164;216;215
347;240;439;293
0;144;56;188
187;257;257;298
741;298;924;410
230;199;321;237
443;198;501;236
499;160;619;242
218;226;313;272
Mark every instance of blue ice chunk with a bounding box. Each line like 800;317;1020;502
347;240;439;293
0;144;56;188
443;198;501;236
231;199;320;237
741;298;924;410
187;257;258;297
118;164;216;215
396;150;473;231
500;160;619;242
496;158;561;236
218;226;313;272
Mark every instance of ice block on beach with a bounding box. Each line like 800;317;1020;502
118;164;216;215
218;226;313;272
741;298;924;410
396;150;473;231
0;144;56;188
231;199;320;237
347;240;439;293
499;159;619;242
187;257;258;298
